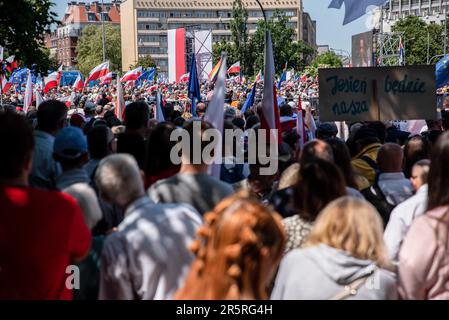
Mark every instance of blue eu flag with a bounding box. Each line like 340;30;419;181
436;54;449;89
188;54;201;116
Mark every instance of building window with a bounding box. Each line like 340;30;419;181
88;13;96;21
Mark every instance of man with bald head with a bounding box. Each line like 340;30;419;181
377;143;413;206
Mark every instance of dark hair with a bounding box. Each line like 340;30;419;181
441;109;449;131
87;125;113;160
403;135;430;178
36;100;67;133
117;132;147;169
173;116;185;127
327;138;358;189
300;140;334;166
279;104;293;117
0;112;35;179
367;121;386;144
124;101;150;131
427;131;449;211
294;159;346;222
182;120;214;164
104;110;122;127
145;122;179;176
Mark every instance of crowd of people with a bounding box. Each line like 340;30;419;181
1;76;449;300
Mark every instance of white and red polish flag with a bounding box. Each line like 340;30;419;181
35;89;44;109
99;72;113;86
1;74;11;93
227;61;240;75
23;71;33;113
43;71;59;93
57;65;63;84
120;66;142;82
73;73;84;92
179;72;189;83
260;31;282;144
85;61;110;85
167;28;186;83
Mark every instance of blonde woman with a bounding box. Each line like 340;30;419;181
271;197;397;300
175;192;286;300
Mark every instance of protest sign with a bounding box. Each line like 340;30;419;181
318;65;436;122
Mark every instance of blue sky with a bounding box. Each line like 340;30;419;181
52;0;370;52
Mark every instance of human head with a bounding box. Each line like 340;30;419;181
53;126;89;170
316;122;338;141
36;100;68;135
410;159;430;191
175;192;286;300
87;125;115;160
95;154;145;208
145;122;180;176
353;125;380;154
300;139;334;166
294;159;346;222
180;120;215;169
427;131;449;210
306;197;391;269
196;102;206;118
377;143;403;173
84;101;96;117
279;104;293;117
327;138;357;189
403;135;430;178
124;101;150;132
0;112;34;184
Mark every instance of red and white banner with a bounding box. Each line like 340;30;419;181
43;71;59;93
85;61;110;84
120;66;142;82
73;74;84;91
99;72;113;86
167;28;186;83
227;61;240;75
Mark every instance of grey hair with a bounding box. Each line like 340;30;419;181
95;154;144;207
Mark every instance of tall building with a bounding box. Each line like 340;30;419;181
120;0;316;72
45;1;121;68
382;0;449;32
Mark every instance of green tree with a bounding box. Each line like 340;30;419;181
76;24;121;76
392;15;444;65
0;0;58;73
312;51;343;68
212;40;238;66
230;0;250;74
249;10;315;74
130;55;156;70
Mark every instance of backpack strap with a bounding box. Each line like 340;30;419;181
329;267;377;300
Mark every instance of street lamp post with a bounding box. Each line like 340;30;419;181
254;0;267;23
101;0;106;62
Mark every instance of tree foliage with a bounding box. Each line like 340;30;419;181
392;15;444;65
0;0;58;73
76;24;121;76
213;7;315;77
130;55;157;70
312;51;343;68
